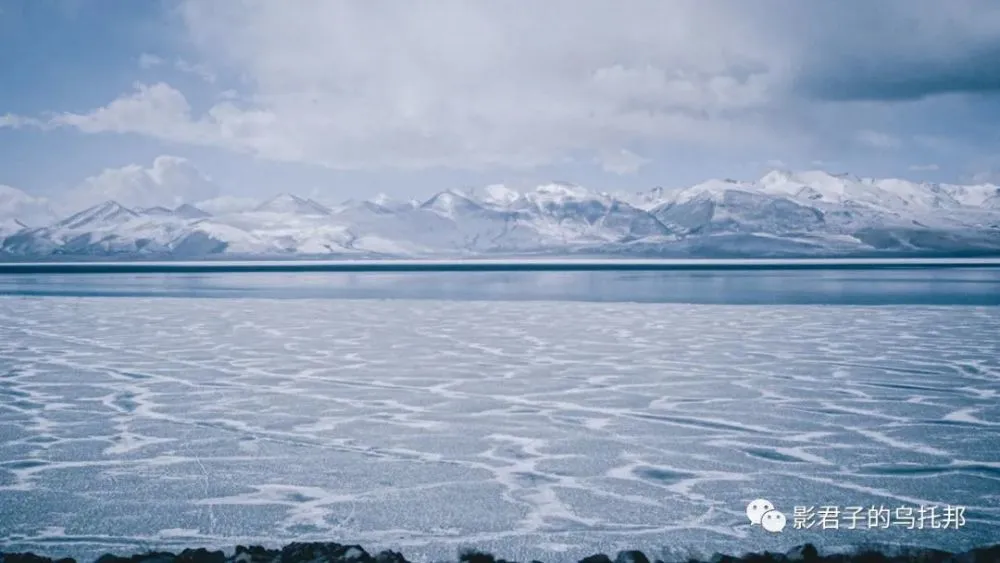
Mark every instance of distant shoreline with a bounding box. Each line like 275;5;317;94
2;257;1000;274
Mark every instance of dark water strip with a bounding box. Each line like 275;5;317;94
2;258;1000;275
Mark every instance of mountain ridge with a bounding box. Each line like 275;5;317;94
2;170;999;259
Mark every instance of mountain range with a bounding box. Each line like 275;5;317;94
2;170;999;259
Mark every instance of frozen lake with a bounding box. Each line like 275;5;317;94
1;269;999;561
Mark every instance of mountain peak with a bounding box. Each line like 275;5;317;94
421;190;484;217
6;170;1000;258
55;200;137;230
138;206;174;216
370;193;394;206
365;193;416;212
534;182;591;199
174;203;211;219
760;169;792;185
255;193;331;215
461;184;521;207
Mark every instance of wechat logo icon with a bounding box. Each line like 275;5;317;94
747;498;786;533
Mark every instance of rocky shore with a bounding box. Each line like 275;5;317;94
3;542;1000;563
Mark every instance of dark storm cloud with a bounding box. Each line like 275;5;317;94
787;0;1000;101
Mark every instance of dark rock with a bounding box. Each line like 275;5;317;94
966;544;1000;563
136;555;178;563
785;545;819;563
277;543;373;563
230;545;279;563
741;553;786;563
5;541;1000;563
371;551;406;563
614;552;650;563
459;551;495;563
2;553;72;563
176;550;226;563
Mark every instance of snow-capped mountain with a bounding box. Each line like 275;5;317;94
254;193;332;215
137;203;211;220
3;171;1000;259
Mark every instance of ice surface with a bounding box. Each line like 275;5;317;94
0;298;998;562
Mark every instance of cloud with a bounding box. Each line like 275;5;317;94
7;1;1000;173
856;130;901;150
195;195;261;214
63;155;221;212
0;113;45;129
596;149;649;175
970;170;1000;184
0;185;56;226
140;52;217;83
789;0;1000;101
138;53;164;69
47;82;213;139
174;59;217;83
909;163;941;171
9;82;292;159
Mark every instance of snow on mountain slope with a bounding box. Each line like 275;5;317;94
174;203;212;219
511;182;673;243
136;203;210;220
755;170;1000;234
651;186;826;236
53;201;139;231
4;201;180;255
759;170;953;214
940;183;1000;209
255;193;331;215
459;184;521;208
617;186;669;211
2;171;999;258
369;193;419;213
137;206;175;217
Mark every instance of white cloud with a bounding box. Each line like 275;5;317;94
596;149;649;175
49;83;210;139
138;53;164;69
6;1;1000;174
174;59;217;83
909;163;940;171
6;2;796;170
63;155;221;212
24;82;290;159
856;129;901;150
0;113;45;129
970;170;1000;184
195;195;260;215
139;52;216;83
0;185;56;226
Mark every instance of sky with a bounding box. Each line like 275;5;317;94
2;0;1000;216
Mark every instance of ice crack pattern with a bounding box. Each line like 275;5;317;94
0;298;998;562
